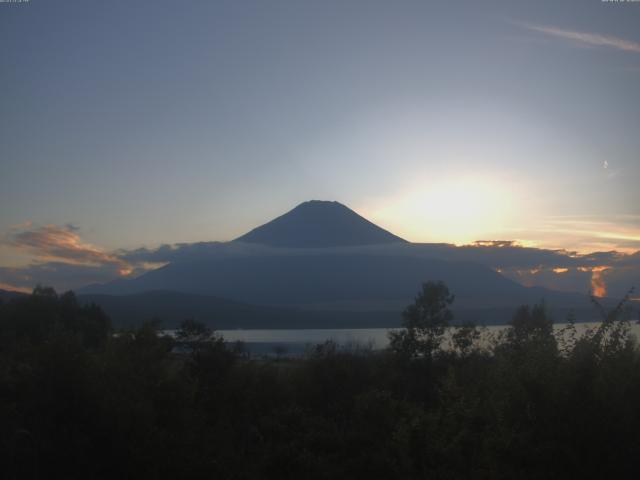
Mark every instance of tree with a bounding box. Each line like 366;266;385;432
508;303;554;347
451;321;481;357
0;286;110;348
176;318;214;343
389;281;454;359
497;302;558;365
175;318;222;356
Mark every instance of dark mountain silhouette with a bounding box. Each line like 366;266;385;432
81;254;592;312
234;200;407;247
78;200;600;327
78;290;398;329
0;288;27;302
82;254;518;302
77;290;601;330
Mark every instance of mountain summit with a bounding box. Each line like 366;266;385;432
234;200;407;248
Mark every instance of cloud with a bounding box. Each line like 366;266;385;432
0;224;142;292
459;245;637;299
0;282;31;294
511;216;640;254
117;241;276;264
5;224;129;272
521;23;640;54
400;240;638;298
112;240;640;299
1;223;638;299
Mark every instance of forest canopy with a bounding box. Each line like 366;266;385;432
1;284;639;479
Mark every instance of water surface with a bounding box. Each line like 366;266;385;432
212;322;640;355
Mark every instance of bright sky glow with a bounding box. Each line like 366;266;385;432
368;176;518;245
0;0;639;292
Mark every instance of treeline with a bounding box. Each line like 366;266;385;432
1;284;639;479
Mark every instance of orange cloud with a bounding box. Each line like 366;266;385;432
518;215;640;255
6;225;133;276
0;282;31;294
473;240;519;248
590;266;610;298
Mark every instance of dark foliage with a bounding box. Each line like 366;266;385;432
389;281;455;359
1;285;639;479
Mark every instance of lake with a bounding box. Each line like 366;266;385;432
210;322;640;356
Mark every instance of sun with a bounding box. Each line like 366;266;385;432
372;176;516;244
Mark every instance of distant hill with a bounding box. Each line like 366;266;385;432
78;290;400;329
0;288;28;302
80;253;592;311
234;200;407;248
77;289;603;330
81;254;513;300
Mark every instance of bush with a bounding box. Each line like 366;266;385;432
1;284;639;478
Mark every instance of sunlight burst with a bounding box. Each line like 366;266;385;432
374;177;516;245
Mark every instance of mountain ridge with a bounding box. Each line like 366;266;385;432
75;200;599;327
234;200;407;248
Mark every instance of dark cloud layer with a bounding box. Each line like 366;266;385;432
1;225;638;298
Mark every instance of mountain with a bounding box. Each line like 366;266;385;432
0;288;28;302
77;290;601;330
84;254;509;301
81;253;592;312
79;200;598;327
78;291;399;329
234;200;407;247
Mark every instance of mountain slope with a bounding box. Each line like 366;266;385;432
80;253;589;310
78;290;400;329
0;288;28;302
77;200;598;327
234;200;406;247
78;290;603;329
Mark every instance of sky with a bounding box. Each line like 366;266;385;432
1;0;639;293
